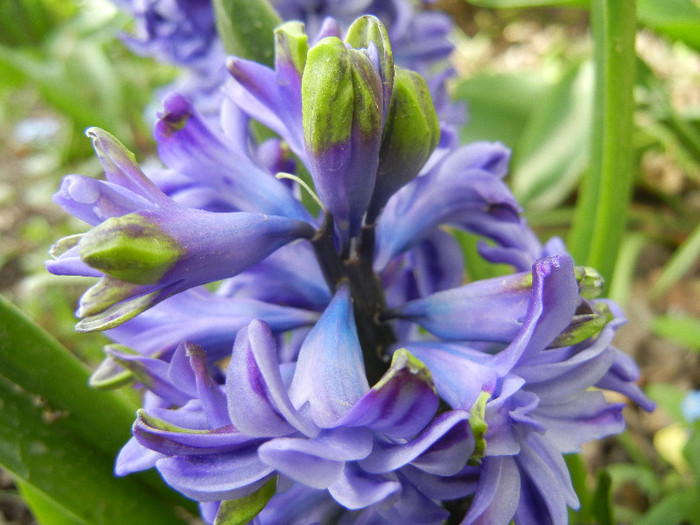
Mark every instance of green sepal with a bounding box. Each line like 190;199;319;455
574;266;605;299
77;276;145;318
76;282;172;332
79;212;182;285
344;15;394;114
369;66;440;217
274;21;308;77
468;391;490;466
48;234;83;259
302;37;354;153
347;48;383;139
376;347;434;390
214;477;278;525
551;301;615;348
88;345;139;390
136;409;213;435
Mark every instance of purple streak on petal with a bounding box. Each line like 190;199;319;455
258;483;338;525
227;321;315;438
359;411;470;475
167;342;197;397
408;229;465;297
313;17;342;43
147;208;315;298
336;354;439;439
220;242;330;309
375;162;522;269
289;284;370;428
186;342;230;428
329;463;400;509
108;287;319;359
482;375;525;456
156;450;275;501
134;416;254;456
105;347;191;405
148;400;210;430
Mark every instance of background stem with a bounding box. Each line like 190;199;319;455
567;0;637;293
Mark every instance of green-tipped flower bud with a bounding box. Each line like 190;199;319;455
79;212;183;285
302;35;384;240
574;266;605;299
368;66;441;220
274;20;308;77
551;301;615;348
469;391;490;466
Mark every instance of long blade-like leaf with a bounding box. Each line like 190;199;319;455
0;295;197;522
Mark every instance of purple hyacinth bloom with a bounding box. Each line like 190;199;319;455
46;128;315;331
116;285;474;523
46;14;654;524
401;254;651;523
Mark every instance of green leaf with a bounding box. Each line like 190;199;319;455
0;361;191;524
651;314;700;352
0;294;197;522
608;233;648;306
590;468;614;525
639;487;700;525
606;462;663;500
646;383;687;423
464;0;587;7
453;72;548;149
17;480;87;525
511;61;593;210
650;222;700;298
565;454;591;523
638;0;700;52
212;0;281;67
214;477;277;525
683;430;700;484
568;0;637;291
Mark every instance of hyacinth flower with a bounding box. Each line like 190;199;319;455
110;0;459;121
114;286;475;523
46;15;653;524
46;127;316;331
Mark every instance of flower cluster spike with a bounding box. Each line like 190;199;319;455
47;14;653;525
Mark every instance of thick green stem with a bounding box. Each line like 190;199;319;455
567;0;637;293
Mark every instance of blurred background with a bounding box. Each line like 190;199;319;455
0;0;698;523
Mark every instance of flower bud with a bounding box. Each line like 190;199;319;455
368;66;440;220
550;301;615;348
302;35;384;242
79;212;183;285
